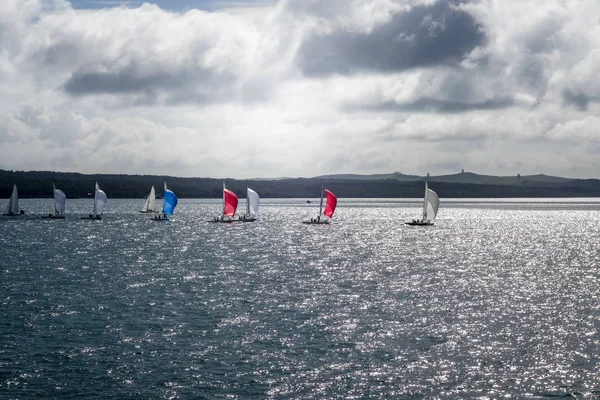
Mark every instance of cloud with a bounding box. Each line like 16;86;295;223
13;3;260;105
1;0;600;179
296;0;485;76
349;97;514;114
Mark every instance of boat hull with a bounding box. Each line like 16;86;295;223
81;216;102;220
2;213;21;217
139;210;157;213
238;217;257;222
208;219;234;223
42;215;65;219
302;220;331;225
405;221;434;226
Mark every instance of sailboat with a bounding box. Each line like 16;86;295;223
302;182;337;224
42;183;66;219
2;184;22;216
405;180;439;226
139;185;157;213
209;181;238;223
238;181;259;222
153;182;177;221
81;182;107;220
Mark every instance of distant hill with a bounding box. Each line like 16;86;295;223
1;169;599;198
314;172;421;181
428;172;573;186
316;171;576;186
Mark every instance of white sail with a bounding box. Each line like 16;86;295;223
141;186;156;212
426;188;440;220
93;182;108;216
4;185;18;214
318;182;324;217
247;188;259;216
53;185;66;214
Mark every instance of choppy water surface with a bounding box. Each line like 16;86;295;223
1;198;599;399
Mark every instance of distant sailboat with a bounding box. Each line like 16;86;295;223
42;183;66;219
2;184;22;216
209;182;238;223
303;182;337;224
405;180;439;226
82;182;107;220
239;181;259;222
153;182;177;221
139;185;157;213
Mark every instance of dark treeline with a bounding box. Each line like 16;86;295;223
2;169;600;198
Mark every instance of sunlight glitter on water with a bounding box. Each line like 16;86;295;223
1;198;600;398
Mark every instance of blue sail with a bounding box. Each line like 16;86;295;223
162;189;178;216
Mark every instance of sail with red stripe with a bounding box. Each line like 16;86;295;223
223;189;238;217
323;189;337;218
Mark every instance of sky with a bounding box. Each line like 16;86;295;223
1;0;599;179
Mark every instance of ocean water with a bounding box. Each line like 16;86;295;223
1;198;599;399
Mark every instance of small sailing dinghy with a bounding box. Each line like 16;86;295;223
405;181;439;226
209;182;238;223
153;182;177;221
238;181;259;222
303;183;337;224
42;183;66;219
139;185;157;213
82;182;107;220
2;184;23;216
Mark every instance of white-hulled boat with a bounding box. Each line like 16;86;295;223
139;185;157;213
42;183;66;219
405;180;439;226
2;184;22;216
238;181;259;222
82;182;107;220
303;182;337;224
153;182;177;221
209;181;238;223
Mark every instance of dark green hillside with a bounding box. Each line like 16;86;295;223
1;169;600;198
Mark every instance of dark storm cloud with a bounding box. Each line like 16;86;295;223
297;0;484;76
562;89;590;111
349;97;514;114
63;61;235;104
65;63;192;94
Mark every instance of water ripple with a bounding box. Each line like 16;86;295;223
1;198;599;398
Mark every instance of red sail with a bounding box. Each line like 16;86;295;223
323;189;337;218
224;189;238;217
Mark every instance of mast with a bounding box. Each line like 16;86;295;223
93;182;99;217
319;181;324;217
422;179;428;221
246;180;250;216
222;181;226;217
53;183;58;214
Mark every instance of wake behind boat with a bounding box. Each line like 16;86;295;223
152;182;177;221
208;181;238;223
42;183;66;219
303;183;337;224
405;180;439;226
82;182;107;220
